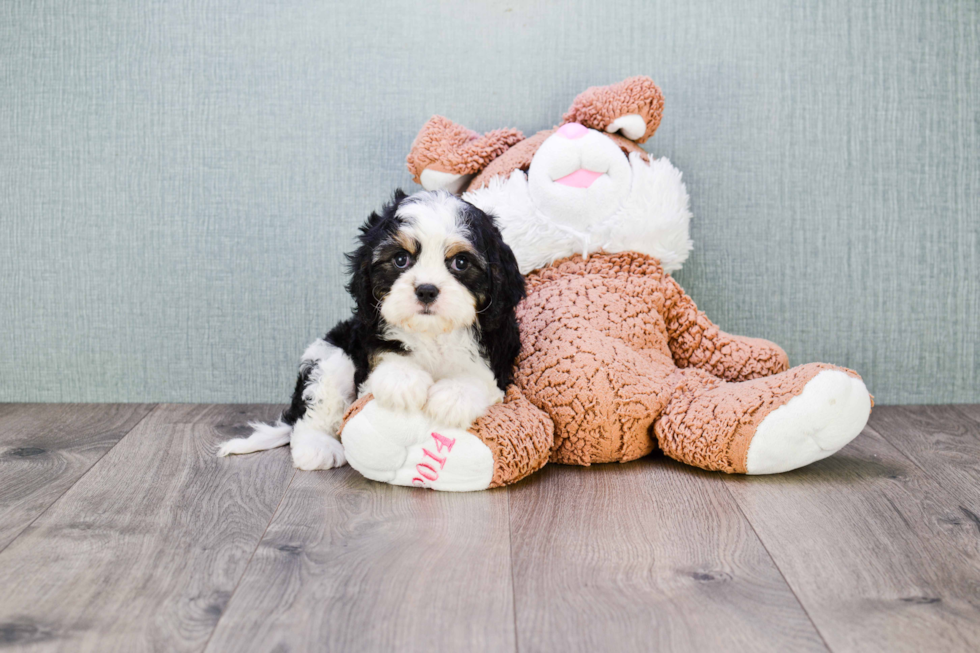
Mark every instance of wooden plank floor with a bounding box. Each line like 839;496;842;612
1;404;978;652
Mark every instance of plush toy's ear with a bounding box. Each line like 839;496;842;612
562;76;665;144
406;116;524;195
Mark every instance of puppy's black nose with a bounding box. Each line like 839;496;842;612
415;284;440;305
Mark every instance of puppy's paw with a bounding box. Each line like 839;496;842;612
290;429;347;471
370;360;433;413
424;379;491;429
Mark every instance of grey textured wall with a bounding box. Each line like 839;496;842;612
1;0;977;404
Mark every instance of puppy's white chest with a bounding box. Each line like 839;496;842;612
399;329;488;381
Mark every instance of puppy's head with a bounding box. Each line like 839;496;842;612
348;189;524;336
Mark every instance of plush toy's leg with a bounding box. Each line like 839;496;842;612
338;387;554;491
656;363;872;474
516;329;679;466
466;387;554;487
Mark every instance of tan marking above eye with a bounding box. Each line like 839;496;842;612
393;230;419;254
444;239;476;259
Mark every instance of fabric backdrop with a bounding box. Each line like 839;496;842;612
1;0;977;404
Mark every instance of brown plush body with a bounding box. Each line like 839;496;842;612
340;77;872;490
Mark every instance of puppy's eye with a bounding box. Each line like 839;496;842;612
450;254;469;272
393;252;411;269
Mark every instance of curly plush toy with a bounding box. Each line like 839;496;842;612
339;76;873;491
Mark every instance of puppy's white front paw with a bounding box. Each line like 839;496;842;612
369;360;433;413
424;379;491;429
290;428;347;471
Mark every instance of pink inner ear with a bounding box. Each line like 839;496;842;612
554;169;604;188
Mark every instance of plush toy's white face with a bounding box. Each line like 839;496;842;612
465;125;694;276
527;123;633;231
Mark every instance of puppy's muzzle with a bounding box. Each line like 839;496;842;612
415;284;440;305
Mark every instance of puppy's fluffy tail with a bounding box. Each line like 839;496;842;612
217;420;293;457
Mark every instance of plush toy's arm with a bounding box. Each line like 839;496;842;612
661;274;789;382
406;116;524;194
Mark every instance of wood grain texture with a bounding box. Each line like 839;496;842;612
725;425;980;652
0;404;293;653
206;466;516;653
866;405;980;508
508;458;826;652
3;404;980;652
0;403;153;551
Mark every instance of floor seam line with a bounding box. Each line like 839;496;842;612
201;466;297;652
863;409;980;486
0;403;161;558
722;481;834;653
863;422;934;479
507;489;520;653
864;419;980;528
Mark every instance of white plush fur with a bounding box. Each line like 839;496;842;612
746;370;871;474
464;129;693;275
605;114;646;140
527;128;633;228
420;169;472;194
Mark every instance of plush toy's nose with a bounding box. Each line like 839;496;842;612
557;122;588;139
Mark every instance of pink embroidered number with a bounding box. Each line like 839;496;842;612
412;432;456;488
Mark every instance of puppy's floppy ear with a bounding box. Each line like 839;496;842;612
345;189;406;318
345;236;375;318
477;210;525;390
482;214;526;327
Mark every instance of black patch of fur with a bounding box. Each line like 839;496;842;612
280;360;315;426
457;202;526;390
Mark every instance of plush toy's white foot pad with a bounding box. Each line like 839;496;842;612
746;370;871;474
342;401;494;492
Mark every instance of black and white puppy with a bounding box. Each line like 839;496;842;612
218;190;525;470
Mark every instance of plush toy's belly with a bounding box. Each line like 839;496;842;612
513;252;678;465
